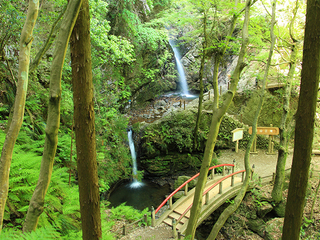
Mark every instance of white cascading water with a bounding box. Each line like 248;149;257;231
169;39;193;98
127;129;144;188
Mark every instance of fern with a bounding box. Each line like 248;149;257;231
0;226;61;240
0;130;81;236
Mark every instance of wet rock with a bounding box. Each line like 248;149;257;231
143;114;151;119
265;218;284;240
172;102;181;108
154;100;167;107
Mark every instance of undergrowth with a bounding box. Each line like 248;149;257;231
0;128;151;239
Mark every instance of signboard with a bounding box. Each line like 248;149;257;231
248;127;279;135
232;128;244;142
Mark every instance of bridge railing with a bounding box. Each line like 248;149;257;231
175;169;246;225
153;163;238;217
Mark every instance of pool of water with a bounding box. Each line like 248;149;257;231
108;180;171;211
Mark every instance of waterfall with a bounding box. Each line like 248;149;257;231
127;129;144;188
169;39;191;97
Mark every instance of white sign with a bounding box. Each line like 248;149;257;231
232;128;244;142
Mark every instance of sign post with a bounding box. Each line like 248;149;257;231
232;128;244;153
248;125;279;154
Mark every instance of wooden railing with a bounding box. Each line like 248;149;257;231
154;163;235;214
152;162;244;226
175;169;246;226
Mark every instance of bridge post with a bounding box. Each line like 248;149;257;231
122;224;127;235
144;214;148;226
205;192;210;205
169;197;173;210
222;166;225;176
219;181;223;194
242;171;245;182
251;164;255;178
184;183;188;196
232;159;235;186
211;168;215;180
172;219;178;239
151;206;155;227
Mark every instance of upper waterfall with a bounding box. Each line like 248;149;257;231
168;39;193;98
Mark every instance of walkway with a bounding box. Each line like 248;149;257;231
152;164;246;235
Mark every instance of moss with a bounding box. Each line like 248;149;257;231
137;90;288;176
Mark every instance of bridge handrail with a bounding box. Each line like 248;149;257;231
155;163;235;214
176;169;246;224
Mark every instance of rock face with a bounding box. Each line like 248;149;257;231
136;92;273;176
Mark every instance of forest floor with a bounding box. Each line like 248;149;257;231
112;149;320;240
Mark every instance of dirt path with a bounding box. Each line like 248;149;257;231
218;148;320;178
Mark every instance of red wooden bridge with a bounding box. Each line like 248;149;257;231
151;163;246;235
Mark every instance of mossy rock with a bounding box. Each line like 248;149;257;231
246;218;266;237
172;191;185;200
174;176;197;189
257;201;274;218
273;201;286;217
138;93;282;174
140;153;202;176
265;218;284;240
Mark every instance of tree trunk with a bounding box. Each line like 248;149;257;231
23;0;82;232
0;0;39;231
185;1;253;238
70;0;102;239
282;0;320;239
271;43;298;203
208;1;275;238
29;5;67;73
271;0;299;203
193;10;208;151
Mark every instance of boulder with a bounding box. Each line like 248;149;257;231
174;176;197;189
172;191;185;200
154;100;167;107
246;218;266;237
257;202;274;218
265;218;284;240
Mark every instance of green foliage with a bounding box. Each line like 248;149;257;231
109;203;149;225
0;226;61;240
0;130;81;235
95;106;132;190
141;111;197;158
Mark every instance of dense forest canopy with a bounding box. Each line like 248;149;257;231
1;0;319;239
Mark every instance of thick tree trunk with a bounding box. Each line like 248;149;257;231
70;0;102;239
185;1;253;238
282;0;320;239
208;1;275;238
0;0;39;231
23;0;82;232
271;0;299;203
